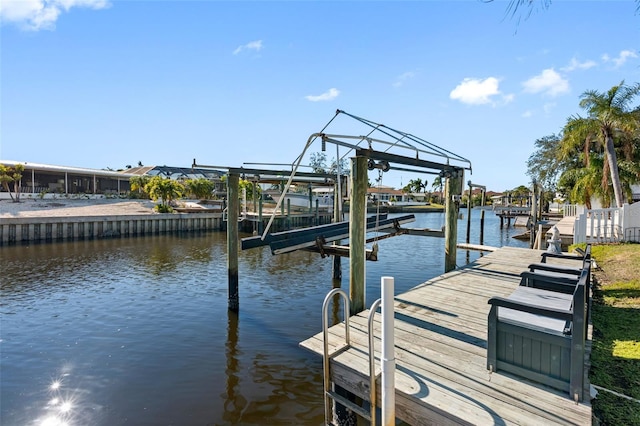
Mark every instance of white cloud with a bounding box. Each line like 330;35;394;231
522;68;569;97
449;77;509;105
233;40;263;55
561;57;597;72
0;0;109;31
305;88;340;102
522;110;533;118
392;71;416;88
602;50;638;68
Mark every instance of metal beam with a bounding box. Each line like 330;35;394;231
192;160;337;184
304;244;379;261
240;214;391;250
354;148;466;175
269;215;416;255
272;216;408;254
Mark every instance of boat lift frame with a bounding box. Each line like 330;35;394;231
193;110;473;313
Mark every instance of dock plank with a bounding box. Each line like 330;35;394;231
300;246;592;425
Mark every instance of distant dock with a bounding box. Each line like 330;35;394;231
492;205;531;228
300;247;591;425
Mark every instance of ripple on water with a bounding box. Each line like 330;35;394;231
1;213;527;425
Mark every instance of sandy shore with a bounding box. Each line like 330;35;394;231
0;198;158;219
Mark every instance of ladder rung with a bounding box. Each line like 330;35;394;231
326;390;371;421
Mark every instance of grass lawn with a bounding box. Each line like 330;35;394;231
584;243;640;425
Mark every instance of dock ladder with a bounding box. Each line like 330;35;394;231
322;288;381;426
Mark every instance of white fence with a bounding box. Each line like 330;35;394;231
573;202;640;244
562;204;585;217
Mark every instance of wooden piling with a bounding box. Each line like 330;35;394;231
466;181;472;244
252;180;258;234
227;173;240;312
480;209;485;245
258;197;263;235
444;170;463;273
530;181;538;249
349;156;367;315
332;182;342;280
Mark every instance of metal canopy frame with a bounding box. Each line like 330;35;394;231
191;161;339;187
312;110;472;177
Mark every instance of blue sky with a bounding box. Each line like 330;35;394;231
1;1;639;192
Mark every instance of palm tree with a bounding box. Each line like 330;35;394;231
130;175;151;198
0;163;24;202
561;81;640;208
145;176;184;211
432;176;443;204
491;0;640;23
185;178;214;200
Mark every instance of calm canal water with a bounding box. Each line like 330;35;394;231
1;210;528;425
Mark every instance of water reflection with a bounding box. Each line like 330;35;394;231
222;310;244;424
31;369;91;426
331;278;344;326
1;212;528;425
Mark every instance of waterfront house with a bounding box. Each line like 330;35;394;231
0;160;135;199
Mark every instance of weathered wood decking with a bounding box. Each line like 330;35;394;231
300;247;592;425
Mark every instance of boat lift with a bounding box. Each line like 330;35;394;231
194;110;472;313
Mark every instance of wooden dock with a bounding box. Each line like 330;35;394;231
300;247;592;425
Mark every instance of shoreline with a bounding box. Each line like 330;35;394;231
0;198;159;219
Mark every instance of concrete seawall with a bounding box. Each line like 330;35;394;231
0;213;224;245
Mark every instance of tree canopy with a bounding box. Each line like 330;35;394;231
145;176;184;212
527;81;640;208
0;163;25;202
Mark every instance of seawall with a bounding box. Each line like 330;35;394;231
0;213;224;246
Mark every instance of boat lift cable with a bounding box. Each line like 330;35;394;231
374;169;384;251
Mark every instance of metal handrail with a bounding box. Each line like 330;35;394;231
322;288;350;425
368;299;382;426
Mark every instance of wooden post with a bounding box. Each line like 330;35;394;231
445;170;463;273
227;173;239;312
252;180;258;234
280;190;285;217
530;180;538;249
539;187;545;220
480;209;485;245
349;156;367;315
332;182;342;280
466;181;472;244
258;196;263;235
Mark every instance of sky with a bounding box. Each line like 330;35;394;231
1;0;639;192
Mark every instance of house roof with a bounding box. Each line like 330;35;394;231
368;187;404;196
123;165;225;180
1;160;136;179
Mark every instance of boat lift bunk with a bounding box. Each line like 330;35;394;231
241;213;420;261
